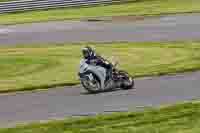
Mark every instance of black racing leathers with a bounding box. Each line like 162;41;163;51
85;55;112;80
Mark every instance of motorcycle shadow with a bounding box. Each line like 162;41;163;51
81;88;122;95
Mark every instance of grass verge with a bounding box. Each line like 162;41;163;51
0;0;200;25
0;41;200;93
0;101;200;132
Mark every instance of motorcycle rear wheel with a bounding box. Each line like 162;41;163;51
118;71;135;90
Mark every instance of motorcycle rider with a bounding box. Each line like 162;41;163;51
81;46;113;81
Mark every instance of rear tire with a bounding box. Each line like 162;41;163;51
118;71;135;90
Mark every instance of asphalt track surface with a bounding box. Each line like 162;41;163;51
0;72;200;127
0;13;200;127
0;13;200;45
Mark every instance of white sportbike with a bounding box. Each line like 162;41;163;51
78;59;135;93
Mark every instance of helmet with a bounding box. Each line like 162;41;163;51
82;46;95;59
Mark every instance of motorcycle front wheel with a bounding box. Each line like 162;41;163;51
81;73;101;93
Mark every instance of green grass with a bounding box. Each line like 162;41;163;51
1;41;200;93
0;0;200;25
1;101;200;133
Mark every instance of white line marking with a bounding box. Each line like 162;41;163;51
0;29;13;34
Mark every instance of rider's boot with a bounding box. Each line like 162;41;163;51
105;69;112;83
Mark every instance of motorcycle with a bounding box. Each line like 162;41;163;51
78;59;135;93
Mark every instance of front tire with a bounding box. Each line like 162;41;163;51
81;72;101;93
